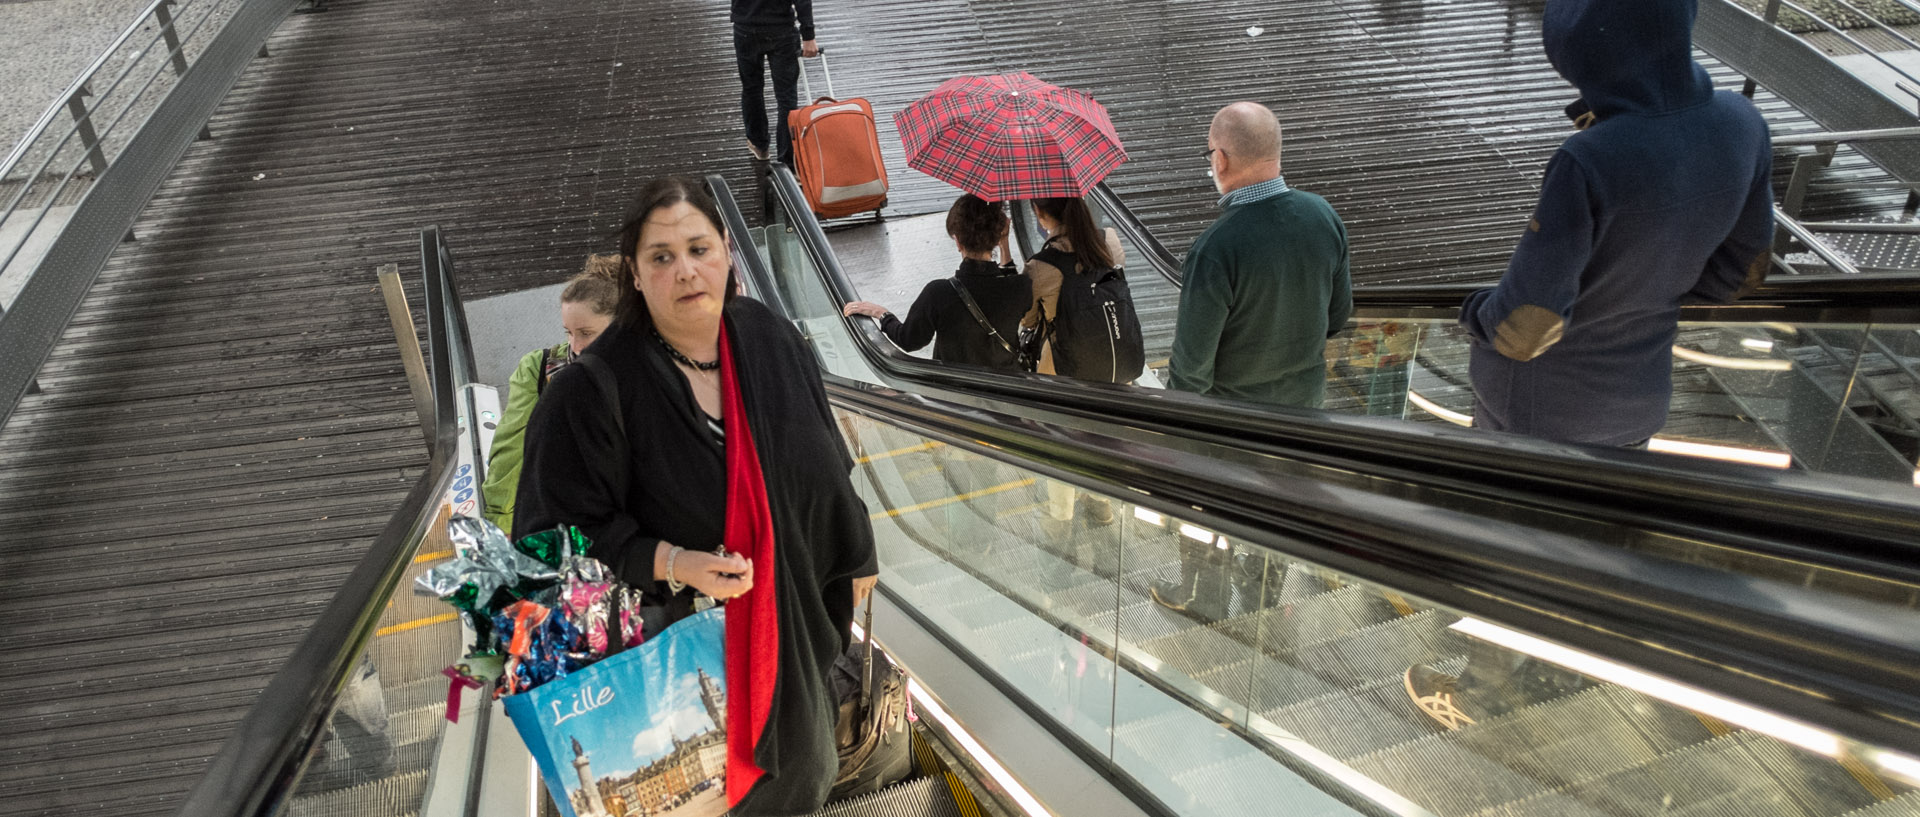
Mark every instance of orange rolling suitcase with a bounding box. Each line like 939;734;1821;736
789;51;889;220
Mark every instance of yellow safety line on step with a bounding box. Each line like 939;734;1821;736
1840;752;1898;800
413;549;453;564
856;441;943;464
993;501;1047;520
872;479;1034;519
376;612;458;637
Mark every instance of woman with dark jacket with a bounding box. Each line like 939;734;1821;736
842;194;1031;371
514;178;878;816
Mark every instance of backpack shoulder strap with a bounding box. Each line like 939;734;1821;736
946;279;1018;358
1031;241;1078;277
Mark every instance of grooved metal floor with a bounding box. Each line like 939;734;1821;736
0;0;1910;815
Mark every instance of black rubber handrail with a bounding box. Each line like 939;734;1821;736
824;373;1920;760
175;228;473;817
1089;181;1920;321
762;163;1920;577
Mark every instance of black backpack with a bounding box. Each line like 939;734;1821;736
1033;243;1145;383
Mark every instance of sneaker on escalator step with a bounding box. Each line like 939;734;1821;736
1404;664;1479;731
1079;494;1115;526
1150;578;1226;622
746;141;769;161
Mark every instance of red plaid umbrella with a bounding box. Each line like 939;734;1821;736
894;72;1126;202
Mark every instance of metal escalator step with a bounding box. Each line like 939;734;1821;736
286;769;426;817
1283;609;1465;690
1086;598;1202;650
1277;562;1340;604
1192;654;1338;714
1839;791;1920;816
811;775;964;817
1212;586;1399;657
1137;624;1262;680
1260;655;1468;760
1350;684;1703;815
1742;735;1883;817
1478;732;1820;817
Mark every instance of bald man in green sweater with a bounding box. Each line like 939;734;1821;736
1169;102;1353;408
1155;102;1353;619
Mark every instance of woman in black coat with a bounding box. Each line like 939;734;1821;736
514;178;878;816
842;194;1030;370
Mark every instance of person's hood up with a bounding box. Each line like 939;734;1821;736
1543;0;1713;120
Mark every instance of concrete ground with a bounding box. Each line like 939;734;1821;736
0;0;155;158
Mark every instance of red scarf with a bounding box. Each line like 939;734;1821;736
720;327;780;806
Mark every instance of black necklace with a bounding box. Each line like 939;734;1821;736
651;328;720;371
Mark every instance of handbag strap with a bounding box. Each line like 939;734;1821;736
946;278;1019;359
859;599;875;711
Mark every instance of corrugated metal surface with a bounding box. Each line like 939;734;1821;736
0;0;770;812
0;0;1909;813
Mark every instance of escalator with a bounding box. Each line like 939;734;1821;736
726;166;1920;817
810;160;1920;485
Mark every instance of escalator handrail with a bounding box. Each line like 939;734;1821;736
707;173;790;318
1089;181;1920;317
824;374;1920;760
174;227;471;817
760;163;1920;572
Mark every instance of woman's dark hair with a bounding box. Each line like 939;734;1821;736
1032;197;1116;271
614;177;735;325
945;194;1007;256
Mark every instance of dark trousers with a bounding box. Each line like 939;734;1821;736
733;25;801;165
1456;632;1596;719
1173;534;1233;618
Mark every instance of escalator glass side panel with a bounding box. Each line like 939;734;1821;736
758;220;888;386
1141;314;1920;486
839;405;1920;817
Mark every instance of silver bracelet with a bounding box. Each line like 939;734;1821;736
665;545;687;594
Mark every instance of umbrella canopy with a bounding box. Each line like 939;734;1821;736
893;72;1126;202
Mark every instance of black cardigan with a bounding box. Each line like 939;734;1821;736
513;297;877;815
878;258;1032;371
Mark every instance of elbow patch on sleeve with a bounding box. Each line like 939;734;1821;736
1493;304;1566;361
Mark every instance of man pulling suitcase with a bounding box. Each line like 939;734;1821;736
731;0;819;165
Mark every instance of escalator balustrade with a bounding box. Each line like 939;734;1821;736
841;407;1920;817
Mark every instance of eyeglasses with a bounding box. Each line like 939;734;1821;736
1201;147;1221;162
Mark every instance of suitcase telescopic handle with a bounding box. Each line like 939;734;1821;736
799;48;834;102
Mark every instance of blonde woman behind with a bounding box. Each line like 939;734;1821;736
480;254;623;532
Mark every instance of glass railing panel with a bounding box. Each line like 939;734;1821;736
758;221;887;386
1317;316;1920;485
840;393;1920;815
839;408;1122;752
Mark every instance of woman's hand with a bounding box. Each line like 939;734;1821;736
843;301;889;319
853;575;878;608
657;543;755;599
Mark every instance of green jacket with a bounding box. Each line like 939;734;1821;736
1168;189;1353;408
481;343;570;532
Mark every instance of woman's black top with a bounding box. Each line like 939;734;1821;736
513;297;877;815
878;257;1032;370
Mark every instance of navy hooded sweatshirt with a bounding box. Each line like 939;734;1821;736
1462;0;1774;446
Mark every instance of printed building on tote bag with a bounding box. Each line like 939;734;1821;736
506;609;731;817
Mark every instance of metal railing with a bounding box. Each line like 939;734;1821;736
175;228;472;817
0;0;241;278
0;0;298;431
